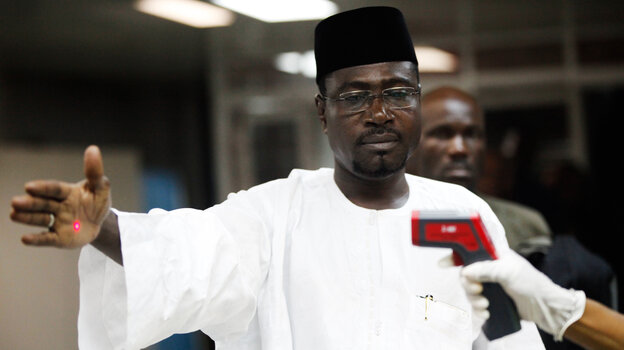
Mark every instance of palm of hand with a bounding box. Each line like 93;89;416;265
52;178;111;248
10;145;112;249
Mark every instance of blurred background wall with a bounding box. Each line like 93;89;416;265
1;0;623;349
0;146;141;349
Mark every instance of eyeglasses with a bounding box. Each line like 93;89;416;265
320;86;420;114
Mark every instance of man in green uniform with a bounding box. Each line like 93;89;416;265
406;86;551;258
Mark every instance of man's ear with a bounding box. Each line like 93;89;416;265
315;94;328;134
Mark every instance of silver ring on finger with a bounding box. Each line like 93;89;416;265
48;213;55;230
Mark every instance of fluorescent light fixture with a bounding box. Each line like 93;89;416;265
275;52;301;75
275;46;459;78
299;51;317;78
135;0;235;28
213;0;338;22
414;46;459;73
275;50;316;78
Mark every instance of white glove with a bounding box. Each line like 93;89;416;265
460;250;586;341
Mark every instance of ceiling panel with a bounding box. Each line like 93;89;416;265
1;0;622;82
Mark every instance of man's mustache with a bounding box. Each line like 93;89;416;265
356;127;401;144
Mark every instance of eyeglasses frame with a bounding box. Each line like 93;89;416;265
318;84;422;114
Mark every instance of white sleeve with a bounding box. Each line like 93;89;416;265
78;195;272;349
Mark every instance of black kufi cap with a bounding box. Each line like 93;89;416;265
314;6;418;85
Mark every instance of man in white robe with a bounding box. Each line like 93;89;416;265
10;6;544;350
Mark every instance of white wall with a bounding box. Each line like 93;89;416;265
0;144;141;350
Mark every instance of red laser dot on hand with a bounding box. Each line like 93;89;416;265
73;220;81;233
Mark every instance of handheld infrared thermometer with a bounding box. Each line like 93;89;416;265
411;210;521;340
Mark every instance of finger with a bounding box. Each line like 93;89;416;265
11;196;61;213
461;275;484;295
438;254;455;268
461;261;501;283
84;145;105;191
21;232;59;246
468;294;490;311
10;211;55;227
24;180;72;201
472;307;490;321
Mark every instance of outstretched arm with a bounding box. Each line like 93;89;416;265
461;250;624;350
10;145;123;264
564;298;624;350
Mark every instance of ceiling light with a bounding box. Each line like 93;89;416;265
135;0;235;28
298;51;317;78
213;0;338;23
275;50;316;78
275;52;301;75
275;46;459;79
414;46;459;73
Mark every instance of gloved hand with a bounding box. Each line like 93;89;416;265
460;250;586;341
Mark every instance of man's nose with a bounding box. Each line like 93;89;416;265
449;135;468;155
368;96;393;125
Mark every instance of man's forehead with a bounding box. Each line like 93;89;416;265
423;96;483;126
423;89;479;110
324;61;418;90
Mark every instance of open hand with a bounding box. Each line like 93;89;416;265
10;145;112;249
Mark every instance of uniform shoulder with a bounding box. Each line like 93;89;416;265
480;195;547;224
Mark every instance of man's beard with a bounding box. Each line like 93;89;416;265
351;126;407;178
352;153;407;178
